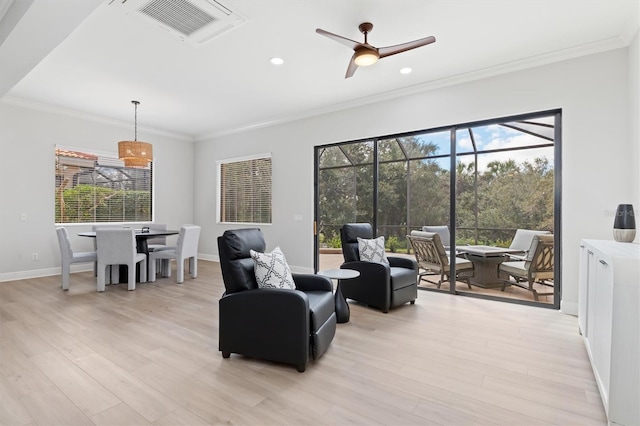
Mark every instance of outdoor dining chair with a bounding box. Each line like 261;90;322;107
407;231;473;289
499;234;554;301
421;225;451;250
507;228;551;259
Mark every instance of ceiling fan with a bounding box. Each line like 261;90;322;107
316;22;436;78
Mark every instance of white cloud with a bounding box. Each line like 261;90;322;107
456;125;553;171
458;136;473;149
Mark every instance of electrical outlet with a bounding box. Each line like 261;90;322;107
20;213;27;221
32;253;38;261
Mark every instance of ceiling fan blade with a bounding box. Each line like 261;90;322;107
316;28;361;50
378;36;436;58
345;55;358;79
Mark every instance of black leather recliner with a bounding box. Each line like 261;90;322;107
339;223;418;313
217;228;336;372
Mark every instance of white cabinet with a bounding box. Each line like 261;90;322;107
578;240;640;426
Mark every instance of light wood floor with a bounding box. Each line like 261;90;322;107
1;260;605;425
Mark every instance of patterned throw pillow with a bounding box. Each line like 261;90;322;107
357;236;389;264
250;246;296;290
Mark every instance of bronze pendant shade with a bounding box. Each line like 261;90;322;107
118;100;152;168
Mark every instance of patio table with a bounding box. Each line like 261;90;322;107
455;245;523;288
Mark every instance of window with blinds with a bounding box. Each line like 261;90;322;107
55;145;153;224
219;154;272;224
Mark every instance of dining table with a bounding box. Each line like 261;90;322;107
79;228;179;282
78;228;179;256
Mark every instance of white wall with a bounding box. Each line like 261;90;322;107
195;47;636;315
0;102;194;281
630;30;640;210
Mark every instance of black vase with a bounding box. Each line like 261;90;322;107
613;204;636;242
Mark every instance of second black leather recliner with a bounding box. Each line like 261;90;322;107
340;223;418;313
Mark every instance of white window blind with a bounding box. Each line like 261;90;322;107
55;145;153;224
219;155;272;224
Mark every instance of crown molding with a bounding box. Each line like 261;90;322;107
2;31;631;144
0;96;194;142
195;34;630;142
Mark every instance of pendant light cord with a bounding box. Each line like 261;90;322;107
132;100;140;141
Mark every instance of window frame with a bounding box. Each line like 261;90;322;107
217;152;272;225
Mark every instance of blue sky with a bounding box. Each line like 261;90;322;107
415;123;554;172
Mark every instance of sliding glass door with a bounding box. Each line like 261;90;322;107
314;110;560;308
315;141;374;271
453;117;557;304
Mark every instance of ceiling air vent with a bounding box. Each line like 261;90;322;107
113;0;244;45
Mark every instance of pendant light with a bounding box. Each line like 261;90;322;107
118;100;153;168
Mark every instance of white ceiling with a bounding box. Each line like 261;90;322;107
2;0;639;140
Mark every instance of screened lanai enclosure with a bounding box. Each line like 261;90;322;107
314;110;560;307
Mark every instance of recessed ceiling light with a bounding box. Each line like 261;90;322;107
269;57;284;65
400;67;412;74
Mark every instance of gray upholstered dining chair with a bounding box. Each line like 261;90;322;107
96;228;147;291
146;223;169;251
148;225;201;283
145;223;169;272
56;227;97;291
92;224;122;276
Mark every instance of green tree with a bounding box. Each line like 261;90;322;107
318;136;554;249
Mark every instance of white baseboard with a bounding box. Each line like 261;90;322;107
0;264;93;283
0;256;222;283
198;253;218;262
0;255;314;283
561;299;578;316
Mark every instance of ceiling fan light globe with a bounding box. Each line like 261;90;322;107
354;49;379;66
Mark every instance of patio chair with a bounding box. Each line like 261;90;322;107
407;231;473;289
421;225;451;249
507;229;551;259
499;234;554;301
